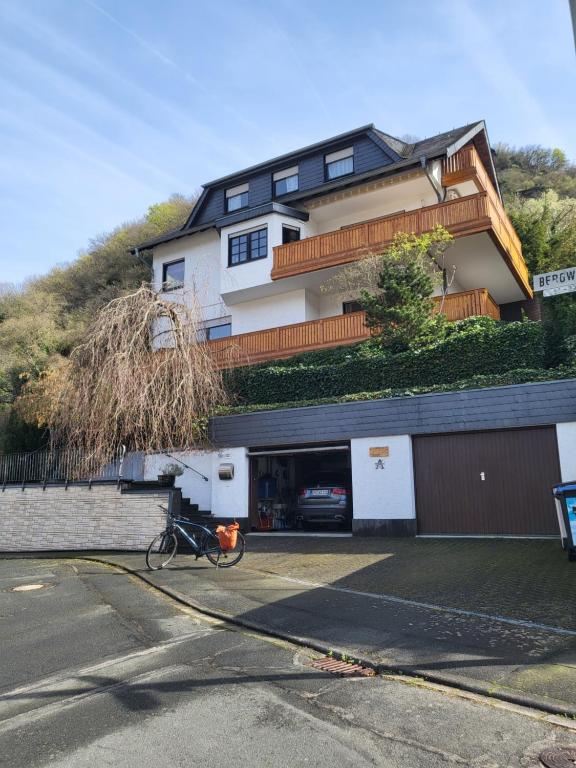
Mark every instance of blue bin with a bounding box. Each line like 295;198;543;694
552;482;576;561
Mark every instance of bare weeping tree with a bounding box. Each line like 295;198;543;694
48;285;230;465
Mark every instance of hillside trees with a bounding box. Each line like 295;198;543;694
0;194;195;451
494;143;576;200
507;191;576;360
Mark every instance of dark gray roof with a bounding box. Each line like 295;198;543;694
134;120;492;252
210;378;576;448
410;122;482;159
201;124;376;187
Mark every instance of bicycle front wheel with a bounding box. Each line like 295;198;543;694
146;531;178;570
205;530;245;568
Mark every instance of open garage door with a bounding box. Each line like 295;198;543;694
413;427;561;536
248;444;352;532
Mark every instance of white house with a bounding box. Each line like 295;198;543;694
136;121;534;367
134;122;569;540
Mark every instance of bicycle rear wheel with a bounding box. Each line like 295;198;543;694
205;531;245;568
146;531;178;570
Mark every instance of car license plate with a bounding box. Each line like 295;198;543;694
310;489;330;497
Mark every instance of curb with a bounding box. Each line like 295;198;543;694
83;555;576;721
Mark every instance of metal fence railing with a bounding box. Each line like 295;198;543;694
0;446;129;485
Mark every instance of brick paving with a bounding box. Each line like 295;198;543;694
243;536;576;630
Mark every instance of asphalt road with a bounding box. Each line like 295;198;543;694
1;558;575;768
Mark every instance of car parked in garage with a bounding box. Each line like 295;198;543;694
295;471;351;528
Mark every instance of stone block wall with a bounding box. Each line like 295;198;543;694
0;482;170;552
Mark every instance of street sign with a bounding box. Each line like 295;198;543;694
543;285;576;297
533;267;576;293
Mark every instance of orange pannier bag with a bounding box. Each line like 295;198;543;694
215;522;240;551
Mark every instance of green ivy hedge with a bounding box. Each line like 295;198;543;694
225;318;547;406
218;365;576;415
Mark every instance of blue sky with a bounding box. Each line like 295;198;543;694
0;0;574;284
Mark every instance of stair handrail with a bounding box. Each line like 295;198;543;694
161;451;209;482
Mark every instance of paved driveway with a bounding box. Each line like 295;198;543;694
244;536;576;629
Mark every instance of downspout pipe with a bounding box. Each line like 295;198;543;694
420;156;449;300
133;247;154;282
421;155;445;203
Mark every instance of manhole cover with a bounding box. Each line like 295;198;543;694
539;746;576;767
10;583;47;592
311;657;376;677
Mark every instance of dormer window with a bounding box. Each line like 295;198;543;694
273;166;299;196
226;183;249;212
325;147;354;180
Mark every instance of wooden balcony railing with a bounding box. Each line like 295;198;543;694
442;146;529;296
442;145;493;189
208;289;500;368
433;288;500;322
208;311;370;367
272;148;532;298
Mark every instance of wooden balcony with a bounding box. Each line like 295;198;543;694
435;288;500;322
272;151;531;298
208;288;500;368
442;145;495;194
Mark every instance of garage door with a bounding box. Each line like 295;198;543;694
413;427;561;536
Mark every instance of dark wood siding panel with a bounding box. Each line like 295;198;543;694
196;189;225;224
353;136;393;174
413;427;561;536
249;173;272;207
298;154;325;190
210;379;576;447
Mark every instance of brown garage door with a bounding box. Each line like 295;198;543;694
413;427;561;535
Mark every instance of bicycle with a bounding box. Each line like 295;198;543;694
146;506;245;570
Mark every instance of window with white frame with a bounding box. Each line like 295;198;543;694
325;147;354;180
273;166;299;196
225;183;249;212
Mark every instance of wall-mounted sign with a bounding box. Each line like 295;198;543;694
369;447;389;457
533;267;576;295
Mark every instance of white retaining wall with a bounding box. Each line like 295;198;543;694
0;483;168;552
556;422;576;482
144;448;249;519
350;435;416;522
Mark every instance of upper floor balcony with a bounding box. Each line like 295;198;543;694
271;146;531;301
208;288;500;368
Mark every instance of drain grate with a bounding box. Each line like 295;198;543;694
311;656;375;677
539;746;576;767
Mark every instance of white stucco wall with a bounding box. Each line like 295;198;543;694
144;451;213;511
144;448;249;519
312;181;438;235
153;231;228;323
230;289;308;334
220;214;317;299
556;423;576;481
351;435;416;521
314;291;356;318
210;447;249;519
